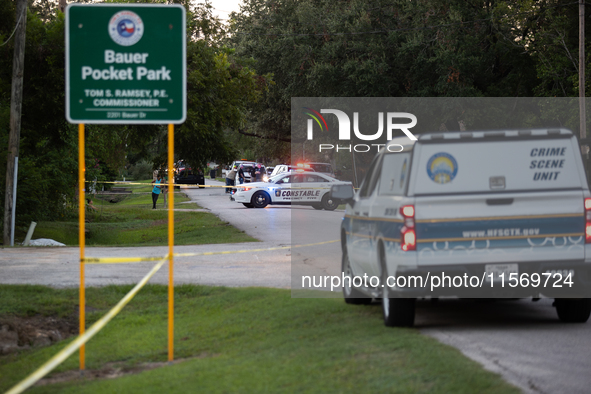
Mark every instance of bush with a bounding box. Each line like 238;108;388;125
129;160;153;181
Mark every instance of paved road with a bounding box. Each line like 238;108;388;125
0;242;292;288
416;298;591;394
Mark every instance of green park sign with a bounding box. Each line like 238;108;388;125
66;4;186;124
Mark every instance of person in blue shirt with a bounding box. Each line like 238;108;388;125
151;175;162;209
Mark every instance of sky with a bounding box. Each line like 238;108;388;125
206;0;243;22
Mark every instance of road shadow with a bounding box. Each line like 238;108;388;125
412;298;565;329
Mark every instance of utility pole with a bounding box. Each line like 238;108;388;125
3;0;27;246
59;0;67;13
580;0;586;141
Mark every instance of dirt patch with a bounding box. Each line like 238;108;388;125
95;194;128;204
36;354;216;386
0;315;77;355
151;219;168;227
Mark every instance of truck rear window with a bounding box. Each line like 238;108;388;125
413;137;583;195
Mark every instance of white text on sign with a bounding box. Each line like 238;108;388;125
80;50;171;81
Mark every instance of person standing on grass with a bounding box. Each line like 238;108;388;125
151;175;162;209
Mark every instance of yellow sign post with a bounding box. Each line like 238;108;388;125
78;123;176;370
168;123;174;362
67;2;186;373
78;124;86;371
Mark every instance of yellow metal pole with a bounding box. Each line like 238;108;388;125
78;123;85;371
167;123;174;362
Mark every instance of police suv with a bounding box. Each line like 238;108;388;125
233;171;351;210
332;128;591;327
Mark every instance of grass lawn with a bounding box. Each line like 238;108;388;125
0;285;518;394
28;180;256;247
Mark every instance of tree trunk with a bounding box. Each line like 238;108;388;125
3;0;27;245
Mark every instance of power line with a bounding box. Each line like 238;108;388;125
0;8;25;47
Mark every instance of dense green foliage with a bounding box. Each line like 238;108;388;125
228;0;590;150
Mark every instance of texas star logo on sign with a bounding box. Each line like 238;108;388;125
108;11;144;46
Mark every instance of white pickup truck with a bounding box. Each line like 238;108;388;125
333;128;591;327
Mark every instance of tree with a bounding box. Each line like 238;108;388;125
227;0;541;158
492;0;590;97
1;5;78;229
152;1;272;171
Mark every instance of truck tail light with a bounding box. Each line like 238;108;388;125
585;198;591;243
400;205;416;251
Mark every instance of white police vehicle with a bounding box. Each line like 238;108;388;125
332;128;591;327
233;171;351;210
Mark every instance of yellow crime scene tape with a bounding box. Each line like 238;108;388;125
5;256;169;394
84;180;358;190
89;183;344;190
83;180;231;188
85;239;339;264
6;239;339;393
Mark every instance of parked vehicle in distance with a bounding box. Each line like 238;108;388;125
232;172;350;210
175;168;205;188
335;128;591;327
270;164;315;178
263;167;275;182
174;160;190;175
270;165;289;177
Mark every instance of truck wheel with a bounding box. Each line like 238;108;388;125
321;193;338;211
342;252;371;305
381;264;415;327
382;286;416;327
242;203;254;208
251;191;270;208
555;298;591;323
